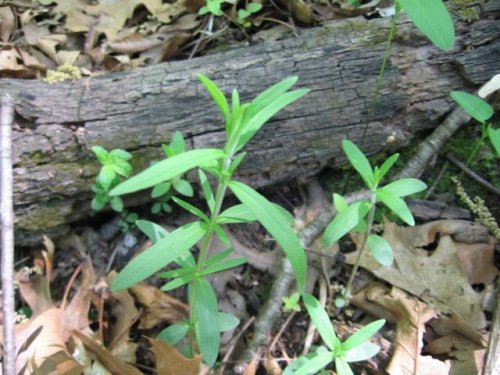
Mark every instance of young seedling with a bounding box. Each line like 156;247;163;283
285;293;385;375
107;75;310;366
450;91;498;166
323;140;426;305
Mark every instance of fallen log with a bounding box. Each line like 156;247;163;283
2;14;499;246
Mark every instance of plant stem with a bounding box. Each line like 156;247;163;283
462;122;489;174
343;194;377;299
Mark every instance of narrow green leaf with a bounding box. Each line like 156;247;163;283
110;149;226;196
228;152;246;175
379;178;427;197
294;351;333;375
367;235;393;266
333;193;348;212
159;266;197;279
170;131;185;155
198;169;215;214
236;88;310;151
202;257;247;276
213;223;231;245
229;89;240;136
229;181;307;292
173;179;194;197
218;204;258;224
218;312;240;332
302;293;337;351
488;127;500;156
172;196;210;222
245;76;298;120
110;221;206;291
136;219;195;267
398;0;455;50
161;273;197;291
344;342;381;363
376;190;415;225
377;153;399;182
205;248;233;266
198;74;230;125
451;91;494;123
335;357;354;375
323;201;372;245
158;322;189;345
342;140;374;189
342;319;385;351
192;278;220;366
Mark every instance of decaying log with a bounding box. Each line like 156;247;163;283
1;15;499;245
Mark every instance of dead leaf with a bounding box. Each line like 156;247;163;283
346;220;489;330
73;330;143;375
149;337;201;375
263;352;282;375
0;6;16;42
455;240;498;285
129;283;189;329
16;265;53;318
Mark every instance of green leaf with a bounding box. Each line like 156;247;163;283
246;2;262;13
110;221;206;291
109;149;132;161
450;91;494;123
172;196;210;222
335;357;354;375
238;9;250;19
111;158;132;178
488;127;500;157
198;74;229;125
151;181;171;198
159;266;197;279
218;204;258;224
342;319;385;351
379;178;427;197
198;169;215;214
236;89;310;151
398;0;455;50
158;322;189;345
323;201;372;245
342;140;374;189
91;196;106;211
136;220;168;242
170;131;185;155
228;152;246;175
110;196;124;212
151;202;162;214
173;179;194;197
218;312;240;332
376;153;399;182
229;181;308;292
333;193;348;212
302;293;338;351
376;190;415;225
229;89;240;136
161;273;198;291
212;223;231;245
283;292;301;312
344;342;380;363
98;165;116;190
92;145;109;164
294;351;333;375
110;149;226;196
202;257;247;276
205;248;233;267
367;235;393;266
192;278;220;366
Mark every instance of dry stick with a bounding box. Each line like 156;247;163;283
446;154;500;196
233;190;370;373
483;278;500;375
1;94;16;375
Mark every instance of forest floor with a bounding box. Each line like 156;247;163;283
1;1;499;374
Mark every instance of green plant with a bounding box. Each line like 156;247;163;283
150;131;194;215
199;0;263;28
324;140;426;304
107;75;310;366
236;2;262;27
285;293;385;375
91;146;133;212
450;91;498;166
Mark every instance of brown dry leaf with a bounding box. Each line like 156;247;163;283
361;284;451;375
129;283;189;329
16;265;53;318
455;240;498;284
243;352;260;375
73;330;143;375
159;32;191;61
263;352;282;375
346;220;490;330
106;272;139;363
15;308;83;374
425;333;485;375
105;33;166;54
0;6;16;42
148;337;201;375
0;48;37;78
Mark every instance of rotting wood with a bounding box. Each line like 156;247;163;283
1;15;499;245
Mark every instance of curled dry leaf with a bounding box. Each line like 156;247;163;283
129;283;189;329
149;337;201;375
0;6;16;42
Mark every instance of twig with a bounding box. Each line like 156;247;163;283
1;93;16;375
268;312;296;352
446;154;500;196
483;278;500;375
218;317;255;375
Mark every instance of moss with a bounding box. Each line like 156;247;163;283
449;0;484;22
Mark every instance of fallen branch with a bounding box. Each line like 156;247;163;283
446;154;500;196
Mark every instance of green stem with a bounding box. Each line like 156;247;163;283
462;122;489;173
343;194;377;299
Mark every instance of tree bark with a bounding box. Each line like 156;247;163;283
1;15;499;246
